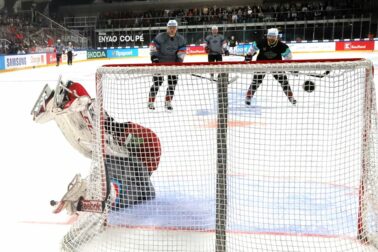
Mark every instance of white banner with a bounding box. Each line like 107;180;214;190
62;50;87;63
5;53;46;69
288;42;335;53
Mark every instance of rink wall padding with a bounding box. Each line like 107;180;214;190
0;39;377;72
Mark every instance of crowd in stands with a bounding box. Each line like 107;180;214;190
98;1;366;28
0;0;373;54
0;10;54;54
0;8;87;55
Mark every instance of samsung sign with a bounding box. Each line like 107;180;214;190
7;56;27;67
98;34;144;43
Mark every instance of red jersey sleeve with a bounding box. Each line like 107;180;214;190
124;122;161;172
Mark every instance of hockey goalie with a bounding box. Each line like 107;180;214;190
31;77;161;215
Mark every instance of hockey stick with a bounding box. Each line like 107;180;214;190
304;70;330;78
290;70;331;79
191;74;239;84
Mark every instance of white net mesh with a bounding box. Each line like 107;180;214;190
62;59;378;252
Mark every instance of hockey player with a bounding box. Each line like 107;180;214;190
31;78;161;213
204;26;229;80
148;19;187;110
228;35;238;55
66;41;74;65
244;28;297;105
55;39;64;66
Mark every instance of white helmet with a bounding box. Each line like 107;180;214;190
267;28;279;37
57;39;61;43
167;20;178;27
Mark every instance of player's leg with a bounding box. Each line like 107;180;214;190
246;73;265;105
208;54;217;80
56;54;60;66
273;73;297;105
148;75;164;109
214;54;223;80
68;52;72;65
165;75;178;110
105;155;155;209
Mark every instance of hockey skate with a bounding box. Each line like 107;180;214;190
245;96;252;106
165;101;173;110
289;97;297;105
106;155;156;210
148;102;155;110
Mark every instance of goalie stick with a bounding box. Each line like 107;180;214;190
191;74;239;84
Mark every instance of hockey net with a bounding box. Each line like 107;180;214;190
63;58;378;252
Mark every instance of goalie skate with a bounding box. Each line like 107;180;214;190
51;174;88;214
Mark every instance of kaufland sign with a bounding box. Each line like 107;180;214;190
336;41;374;51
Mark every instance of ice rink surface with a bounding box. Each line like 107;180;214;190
1;51;378;251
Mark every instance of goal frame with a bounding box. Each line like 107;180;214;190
68;58;377;252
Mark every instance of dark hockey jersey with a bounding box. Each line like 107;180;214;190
249;38;292;61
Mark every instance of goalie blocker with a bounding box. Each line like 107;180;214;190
31;78;161;214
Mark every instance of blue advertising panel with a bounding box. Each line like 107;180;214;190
235;43;251;55
0;55;4;70
106;48;138;58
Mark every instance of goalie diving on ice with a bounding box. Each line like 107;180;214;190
31;77;161;214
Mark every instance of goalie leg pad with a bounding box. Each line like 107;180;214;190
105;155;156;209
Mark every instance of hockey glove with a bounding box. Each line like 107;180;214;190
151;55;159;63
245;54;253;62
